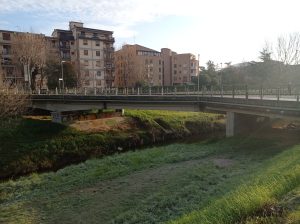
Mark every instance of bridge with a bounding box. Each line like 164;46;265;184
30;86;300;137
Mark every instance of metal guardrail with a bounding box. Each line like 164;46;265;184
29;85;300;103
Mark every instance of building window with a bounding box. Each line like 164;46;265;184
150;59;153;64
85;71;89;77
93;33;98;37
96;41;100;46
159;60;161;65
2;45;11;55
85;80;90;85
84;60;89;66
97;71;101;77
174;64;177;68
97;80;102;86
159;75;162;80
96;61;100;67
2;33;11;40
84;50;88;55
159;68;161;73
174;70;177;74
183;77;187;82
96;51;100;56
83;39;88;45
71;41;74;45
81;31;85;36
71;51;75;55
51;40;56;48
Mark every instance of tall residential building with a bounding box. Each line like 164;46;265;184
171;53;198;85
52;22;115;88
0;30;22;85
114;44;199;87
115;44;163;87
0;30;59;87
1;21;115;88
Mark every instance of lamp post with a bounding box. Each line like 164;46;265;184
61;60;66;91
197;54;200;93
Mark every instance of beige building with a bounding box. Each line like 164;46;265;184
115;44;199;87
115;44;163;87
171;53;198;85
52;22;115;88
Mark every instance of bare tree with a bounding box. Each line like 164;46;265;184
11;32;48;90
115;45;136;88
276;33;300;65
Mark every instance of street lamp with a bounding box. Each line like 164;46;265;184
197;54;200;93
61;60;66;91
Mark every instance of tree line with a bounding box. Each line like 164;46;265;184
193;33;300;88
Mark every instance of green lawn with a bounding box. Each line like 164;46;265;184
0;110;223;179
1;135;300;224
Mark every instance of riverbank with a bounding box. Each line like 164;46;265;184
1;132;299;224
0;110;224;179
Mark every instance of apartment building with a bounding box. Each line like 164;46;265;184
0;21;115;88
52;22;115;88
115;44;163;87
172;53;198;85
114;44;199;87
0;30;60;87
0;30;22;85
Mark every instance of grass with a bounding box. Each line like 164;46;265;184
0;110;223;179
1;134;300;224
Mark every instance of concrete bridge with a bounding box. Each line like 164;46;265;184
30;86;300;137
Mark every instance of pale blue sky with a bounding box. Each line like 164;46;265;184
1;0;300;66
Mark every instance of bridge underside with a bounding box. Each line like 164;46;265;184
31;95;300;137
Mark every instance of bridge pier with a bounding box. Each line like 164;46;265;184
226;112;271;137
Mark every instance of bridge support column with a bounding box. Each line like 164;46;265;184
226;112;235;137
226;112;271;137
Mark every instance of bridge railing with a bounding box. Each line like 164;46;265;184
30;84;300;102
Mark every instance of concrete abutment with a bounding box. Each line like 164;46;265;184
226;112;271;137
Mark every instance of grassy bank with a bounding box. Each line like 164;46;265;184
1;134;300;223
0;110;223;179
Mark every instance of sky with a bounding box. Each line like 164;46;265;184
0;0;300;66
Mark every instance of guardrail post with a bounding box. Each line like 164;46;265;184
232;86;235;98
75;88;77;95
38;89;40;95
245;85;248;100
210;86;213;97
132;87;134;95
161;86;164;95
149;86;152;95
115;88;118;95
260;86;263;100
277;87;280;101
94;87;97;95
174;87;177;95
137;87;140;95
84;88;87;95
55;87;58;95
